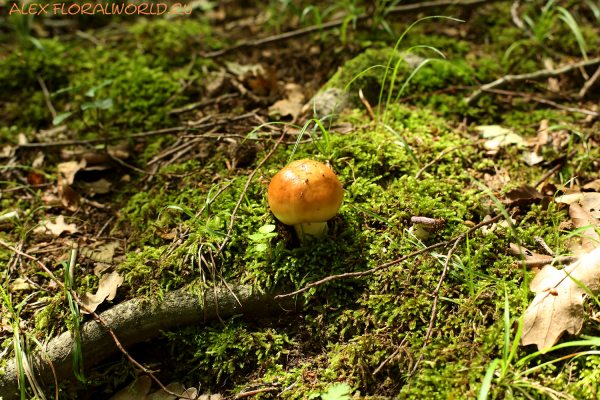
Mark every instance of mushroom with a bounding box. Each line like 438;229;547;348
268;159;343;239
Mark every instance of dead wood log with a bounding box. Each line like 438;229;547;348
0;285;296;400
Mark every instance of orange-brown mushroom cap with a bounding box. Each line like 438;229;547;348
268;159;344;226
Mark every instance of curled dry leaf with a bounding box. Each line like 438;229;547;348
34;215;79;237
81;271;124;314
521;247;600;351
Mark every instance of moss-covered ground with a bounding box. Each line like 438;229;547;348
1;0;600;399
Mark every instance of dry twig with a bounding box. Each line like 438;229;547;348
465;58;600;105
36;75;57;120
372;333;410;376
479;88;599;117
513;256;579;268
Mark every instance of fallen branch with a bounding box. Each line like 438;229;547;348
465;57;600;105
0;241;295;400
167;93;238;115
275;213;506;300
533;163;564;189
205;0;506;58
18;127;187;148
479;88;599;117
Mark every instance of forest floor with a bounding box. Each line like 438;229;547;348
1;0;600;399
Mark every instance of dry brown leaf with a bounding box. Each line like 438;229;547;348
57;160;85;185
283;83;305;103
109;377;201;400
34;216;79;237
583;180;600;192
81;241;120;264
581;193;600;218
569;203;600;255
109;376;152;400
82;178;112;196
521;247;600;351
269;99;302;120
509;243;552;275
81;271;124;313
58;181;80;211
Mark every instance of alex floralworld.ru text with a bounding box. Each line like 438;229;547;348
9;3;193;15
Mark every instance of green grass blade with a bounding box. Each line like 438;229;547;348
479;358;501;400
381;123;419;165
556;7;588;61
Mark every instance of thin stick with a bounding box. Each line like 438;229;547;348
415;141;483;180
359;88;376;121
216;131;286;256
372;333;410;375
236;387;279;398
398;86;473;103
167;93;238;115
514;256;579;268
205;0;503;58
577;65;600;98
479;88;599;117
465;57;600;105
36;75;57;120
0;240;199;400
96;216;115;239
410;237;463;377
19;127;187;148
533;236;555;257
533;163;563;189
274;213;506;300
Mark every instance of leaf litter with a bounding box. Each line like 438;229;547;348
108;376;220;400
81;271;124;313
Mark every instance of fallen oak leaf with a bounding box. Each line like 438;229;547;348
34;215;79;237
81;271;124;314
521;246;600;351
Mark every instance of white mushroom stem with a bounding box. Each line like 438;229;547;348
294;222;328;239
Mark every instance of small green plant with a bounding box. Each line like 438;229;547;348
321;383;352;400
248;224;277;260
51;79;114;126
59;246;86;384
504;0;589;66
2;0;45;51
0;278;57;399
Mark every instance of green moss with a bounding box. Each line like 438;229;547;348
162;317;296;385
